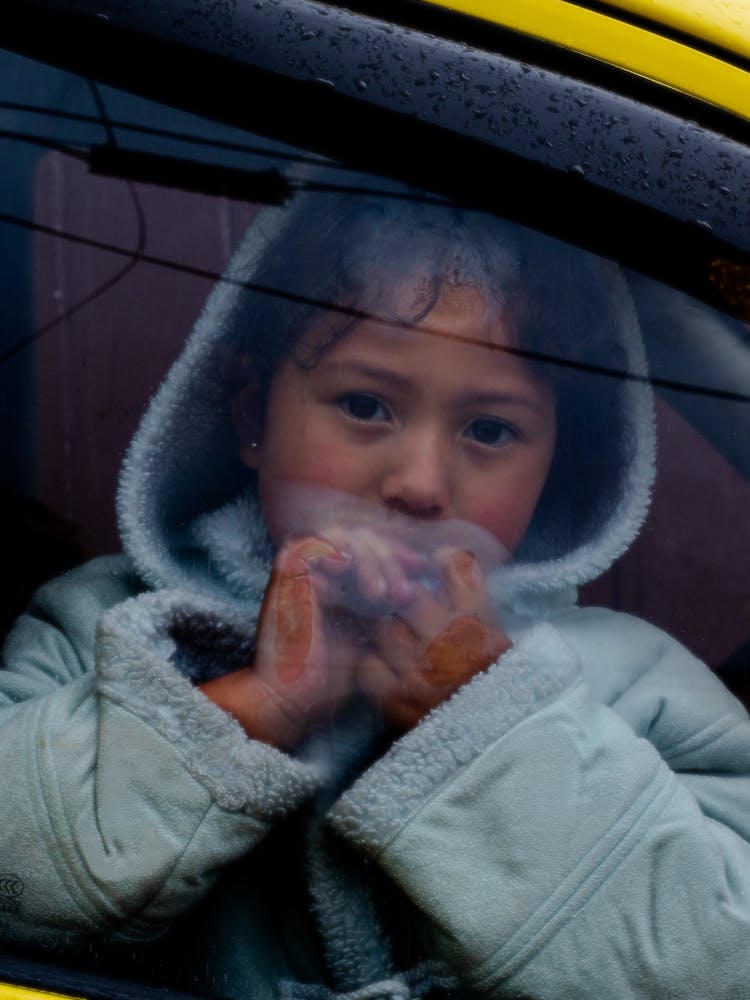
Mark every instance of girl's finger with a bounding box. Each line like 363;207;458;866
389;539;428;574
257;537;336;684
434;546;493;618
287;535;344;565
308;551;353;577
353;542;391;603
374;614;422;676
358;646;437;731
315;538;422;587
356;651;400;703
320;526;426;603
396;584;448;638
345;533;413;605
378;557;418;606
421;614;494;686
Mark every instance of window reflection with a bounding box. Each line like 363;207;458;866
0;51;749;1000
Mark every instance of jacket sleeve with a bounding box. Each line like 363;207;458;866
328;611;750;1000
0;559;320;945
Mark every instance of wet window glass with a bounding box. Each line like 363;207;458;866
1;45;749;1000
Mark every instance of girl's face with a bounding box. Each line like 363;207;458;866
238;283;556;553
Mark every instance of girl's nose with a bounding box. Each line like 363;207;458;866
380;429;451;518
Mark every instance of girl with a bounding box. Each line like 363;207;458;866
1;188;749;1000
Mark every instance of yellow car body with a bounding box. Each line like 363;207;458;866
424;0;750;121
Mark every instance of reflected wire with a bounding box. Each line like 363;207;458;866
0;83;148;364
0;209;748;405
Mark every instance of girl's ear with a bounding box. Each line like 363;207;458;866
231;381;262;469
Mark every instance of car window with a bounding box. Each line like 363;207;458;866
1;39;749;1000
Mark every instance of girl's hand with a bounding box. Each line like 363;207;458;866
201;536;360;750
310;523;426;612
357;547;512;732
267;482;507;616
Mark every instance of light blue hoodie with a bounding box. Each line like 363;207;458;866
1;196;749;1000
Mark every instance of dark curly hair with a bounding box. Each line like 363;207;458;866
224;190;635;561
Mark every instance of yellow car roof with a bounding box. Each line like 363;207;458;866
422;0;750;124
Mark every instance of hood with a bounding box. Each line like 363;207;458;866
117;187;656;619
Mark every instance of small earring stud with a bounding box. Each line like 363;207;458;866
250;442;259;450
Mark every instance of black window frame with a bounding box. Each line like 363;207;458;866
2;0;750;995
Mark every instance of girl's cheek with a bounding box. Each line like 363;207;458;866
472;503;531;555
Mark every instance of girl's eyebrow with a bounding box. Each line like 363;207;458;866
317;360;413;390
461;390;551;414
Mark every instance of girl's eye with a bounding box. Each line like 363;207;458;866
338;393;389;422
464;417;517;448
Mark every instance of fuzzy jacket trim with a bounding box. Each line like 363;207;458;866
328;624;578;854
306;826;395;991
116;203;292;601
489;276;656;604
95;590;321;817
192;495;272;607
279;960;460;1000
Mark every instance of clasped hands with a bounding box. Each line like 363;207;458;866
202;509;511;750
